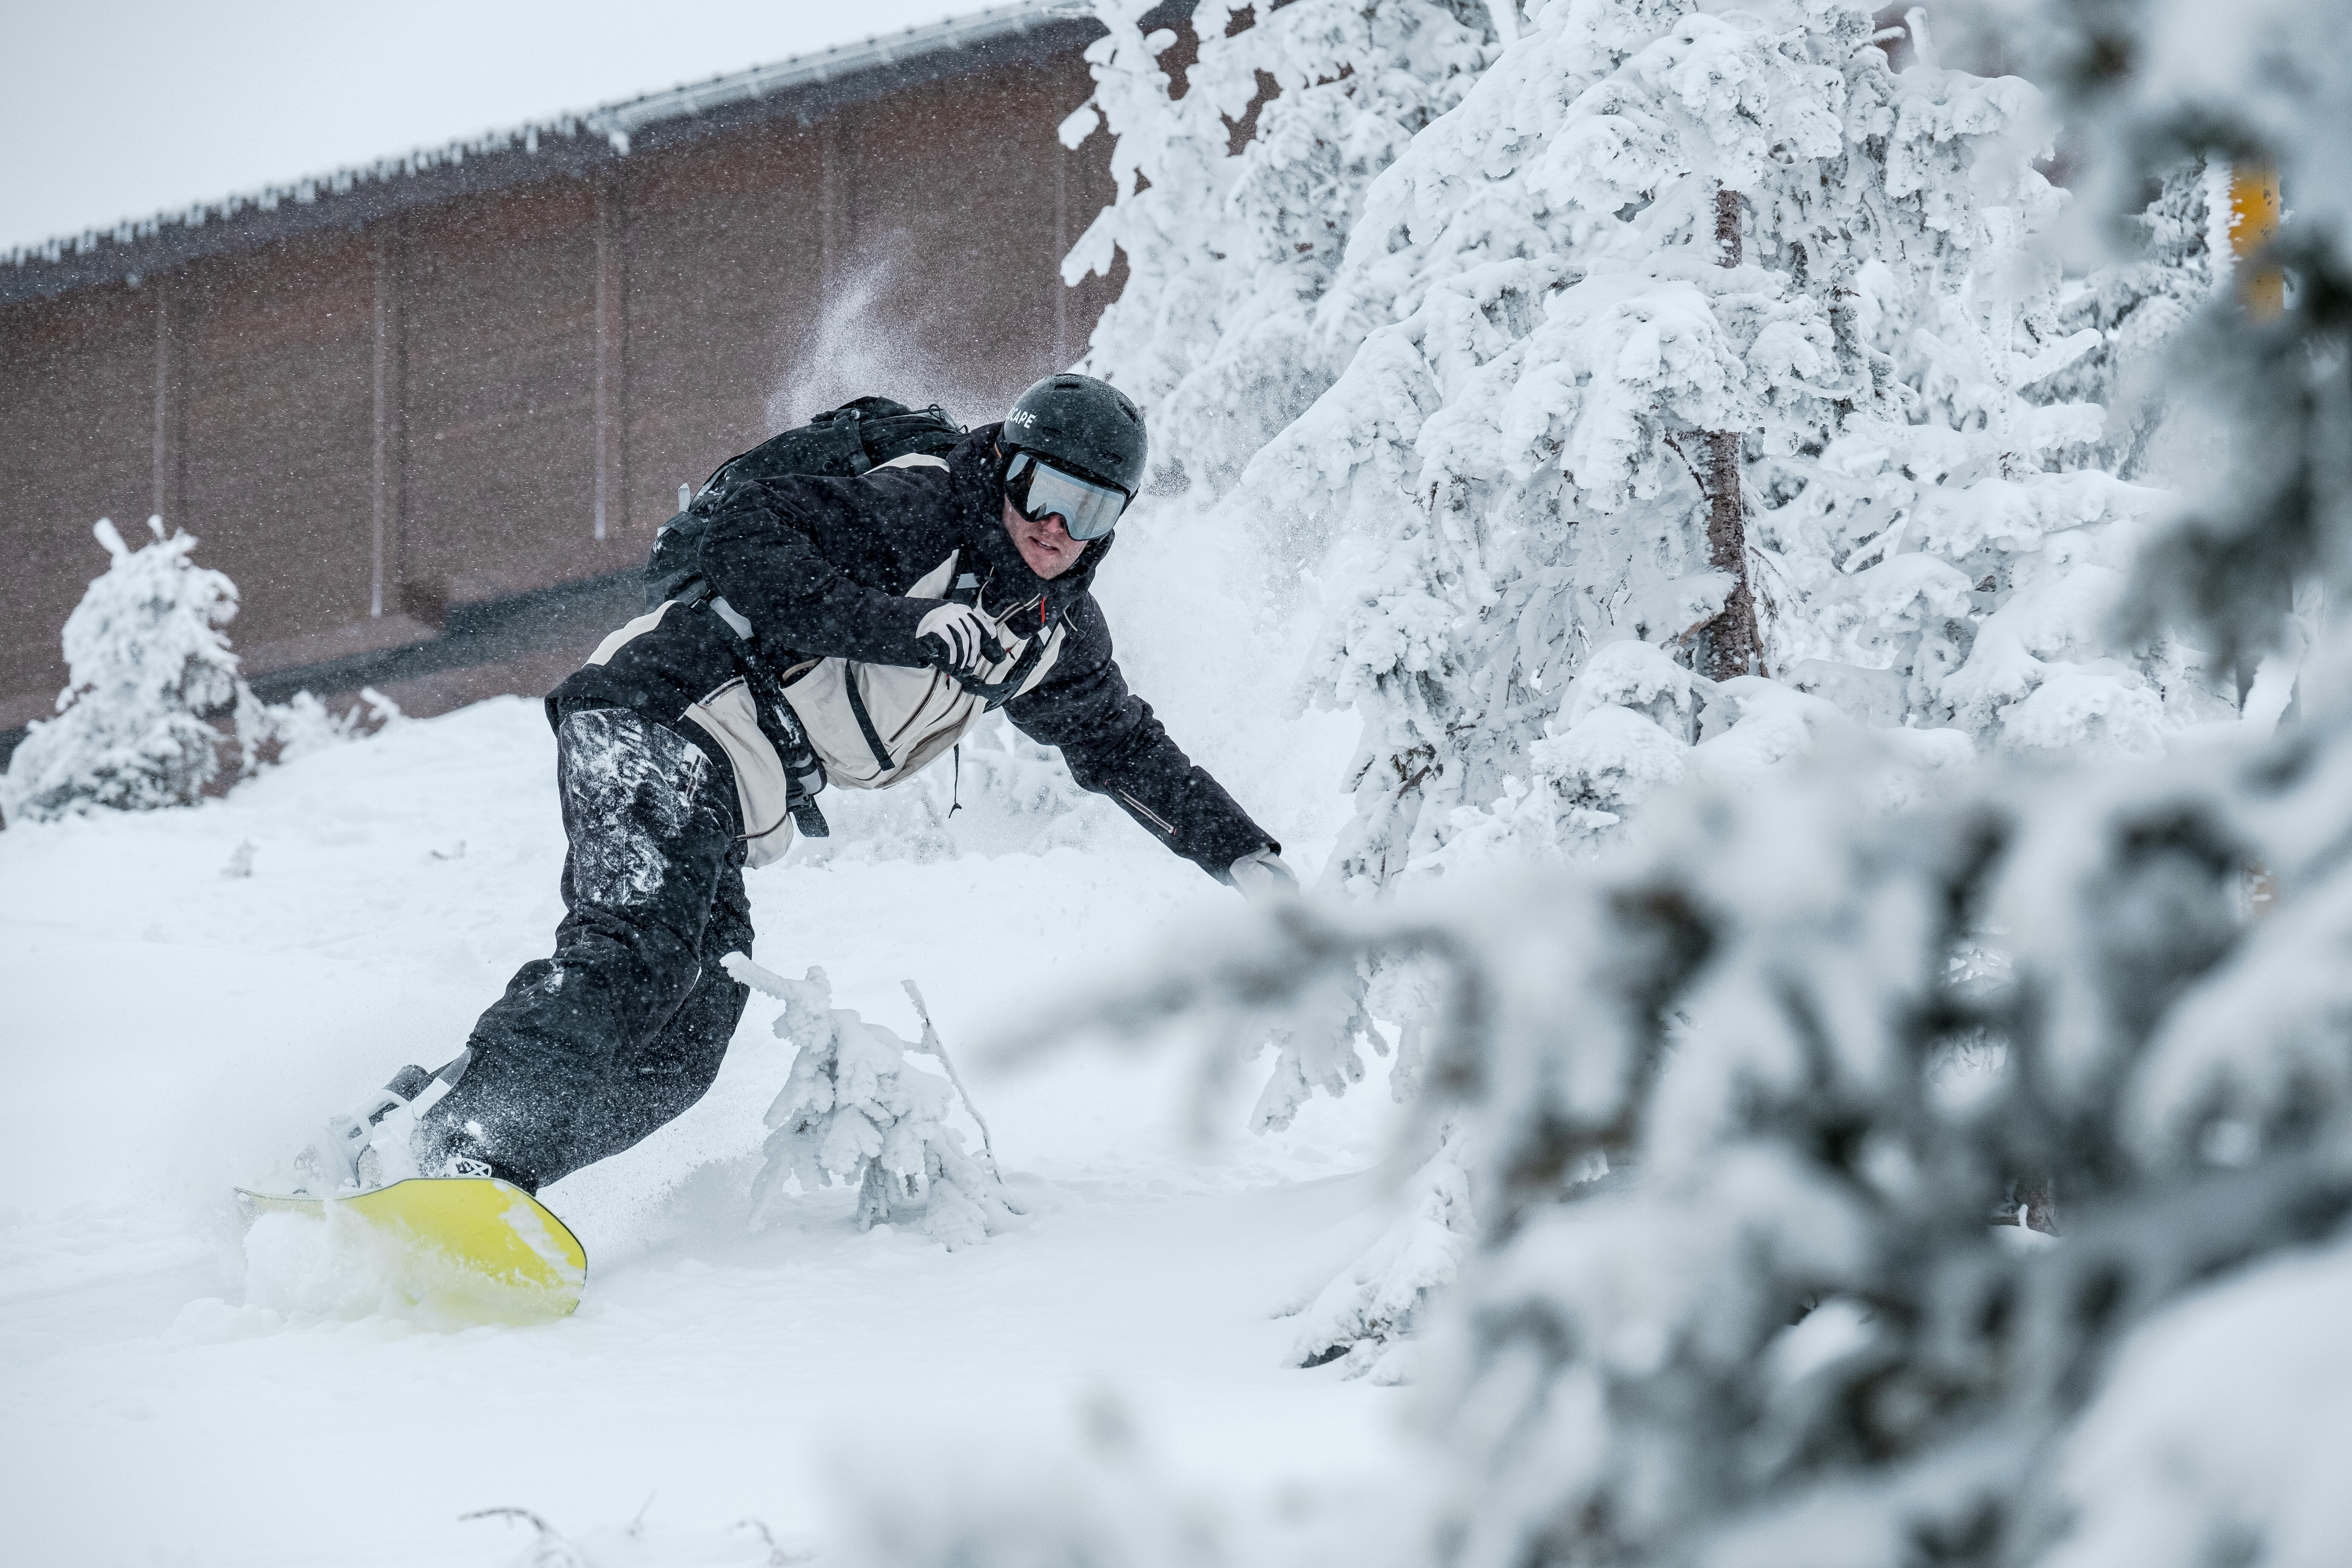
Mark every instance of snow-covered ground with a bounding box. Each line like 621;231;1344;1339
0;694;1404;1568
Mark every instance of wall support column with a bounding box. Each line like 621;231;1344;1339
1054;146;1070;365
819;117;843;313
594;173;629;542
371;224;406;619
152;286;182;526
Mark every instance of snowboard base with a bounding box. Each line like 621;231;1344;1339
235;1177;586;1324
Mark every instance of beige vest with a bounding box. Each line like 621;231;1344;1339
585;549;1066;870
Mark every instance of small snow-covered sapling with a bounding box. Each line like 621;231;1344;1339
723;956;1018;1250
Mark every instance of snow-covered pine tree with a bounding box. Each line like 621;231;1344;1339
1202;0;2214;1380
1054;0;1501;1319
0;516;402;827
728;958;1018;1250
2;516;254;824
2046;159;2229;482
1250;0;2223;895
935;2;2352;1556
1063;0;1497;499
1223;6;2026;1357
1759;29;2231;765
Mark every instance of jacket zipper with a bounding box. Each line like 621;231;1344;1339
1119;790;1176;838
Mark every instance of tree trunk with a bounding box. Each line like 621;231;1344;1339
1701;184;1760;681
1703;429;1756;680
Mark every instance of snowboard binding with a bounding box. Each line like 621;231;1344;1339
296;1049;472;1195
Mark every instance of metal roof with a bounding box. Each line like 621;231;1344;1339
1;1;1105;308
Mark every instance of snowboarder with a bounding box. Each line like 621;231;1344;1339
327;374;1294;1197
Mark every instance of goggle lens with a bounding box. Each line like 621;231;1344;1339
1007;453;1128;542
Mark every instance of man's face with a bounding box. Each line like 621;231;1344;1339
1003;496;1084;580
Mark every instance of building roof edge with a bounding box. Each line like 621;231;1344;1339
2;1;1105;304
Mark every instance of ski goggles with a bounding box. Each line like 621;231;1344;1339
1005;452;1130;542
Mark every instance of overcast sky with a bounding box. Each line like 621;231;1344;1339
0;0;1003;254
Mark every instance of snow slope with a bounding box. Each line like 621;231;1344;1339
0;695;1401;1568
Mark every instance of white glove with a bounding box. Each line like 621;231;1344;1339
915;601;995;676
1229;847;1298;903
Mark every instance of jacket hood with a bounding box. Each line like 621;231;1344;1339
956;423;1113;623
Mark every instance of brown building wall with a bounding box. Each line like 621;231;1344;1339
0;288;159;722
620;113;831;528
0;43;1121;737
177;234;378;652
400;177;617;607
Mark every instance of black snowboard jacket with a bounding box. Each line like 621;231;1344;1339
551;424;1275;879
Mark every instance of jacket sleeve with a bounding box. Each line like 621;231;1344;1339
691;477;932;665
1007;597;1276;880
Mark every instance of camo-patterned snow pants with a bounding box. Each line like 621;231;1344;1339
415;706;751;1191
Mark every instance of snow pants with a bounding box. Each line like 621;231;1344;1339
415;706;752;1191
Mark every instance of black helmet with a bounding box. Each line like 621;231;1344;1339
1001;373;1147;495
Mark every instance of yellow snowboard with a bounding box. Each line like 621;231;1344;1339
236;1178;587;1324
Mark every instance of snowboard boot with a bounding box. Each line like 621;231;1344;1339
439;1150;541;1193
295;1050;473;1194
412;1110;542;1194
